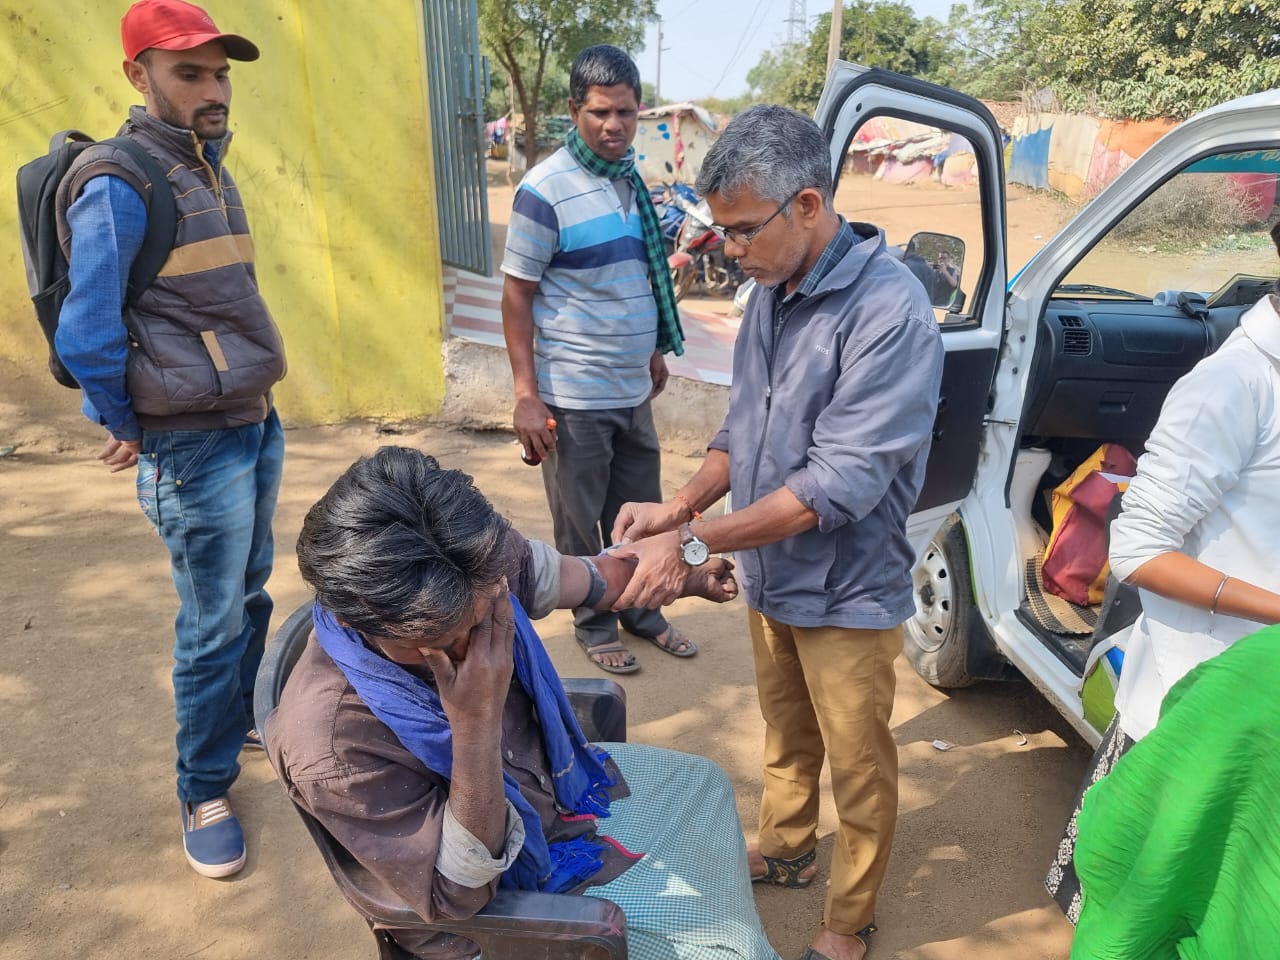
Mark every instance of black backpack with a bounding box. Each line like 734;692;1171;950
16;130;176;388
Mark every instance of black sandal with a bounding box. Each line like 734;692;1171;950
797;923;877;960
752;847;817;888
579;639;640;675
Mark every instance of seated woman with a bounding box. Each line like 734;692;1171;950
263;446;780;960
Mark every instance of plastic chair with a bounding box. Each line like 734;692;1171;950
254;600;629;960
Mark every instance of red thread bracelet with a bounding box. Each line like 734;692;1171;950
673;492;702;521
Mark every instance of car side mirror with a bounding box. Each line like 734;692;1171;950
905;231;966;312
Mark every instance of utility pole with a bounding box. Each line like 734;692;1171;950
826;0;843;76
785;0;806;47
655;18;664;106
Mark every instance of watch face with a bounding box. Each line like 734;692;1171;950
682;538;710;566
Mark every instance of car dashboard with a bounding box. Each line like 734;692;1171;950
1020;294;1254;450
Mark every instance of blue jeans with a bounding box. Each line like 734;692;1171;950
137;410;284;804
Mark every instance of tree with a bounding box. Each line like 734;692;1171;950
1042;0;1280;118
478;0;657;168
746;1;957;113
697;93;756;117
937;0;1063;101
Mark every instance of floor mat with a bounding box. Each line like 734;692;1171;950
1023;554;1098;636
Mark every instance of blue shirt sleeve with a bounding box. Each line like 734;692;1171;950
54;176;148;441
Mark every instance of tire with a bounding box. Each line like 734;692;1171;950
673;262;697;300
903;514;980;688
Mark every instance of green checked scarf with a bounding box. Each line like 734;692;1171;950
566;128;684;356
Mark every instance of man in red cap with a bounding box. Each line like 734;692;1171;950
54;0;285;879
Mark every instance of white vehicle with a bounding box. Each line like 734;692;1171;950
817;64;1280;746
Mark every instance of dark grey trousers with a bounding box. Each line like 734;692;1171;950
541;400;669;650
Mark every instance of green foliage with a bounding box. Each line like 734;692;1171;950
936;0;1063;101
696;93;756;116
1042;0;1280;118
1110;172;1264;248
485;67;570;122
478;0;657;164
746;1;957;113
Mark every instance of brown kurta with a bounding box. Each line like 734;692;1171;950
264;531;635;959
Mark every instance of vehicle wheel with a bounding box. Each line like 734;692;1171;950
904;514;980;688
673;263;696;300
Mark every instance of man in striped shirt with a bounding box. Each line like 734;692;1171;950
501;44;693;675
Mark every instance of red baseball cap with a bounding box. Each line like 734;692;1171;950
121;0;259;62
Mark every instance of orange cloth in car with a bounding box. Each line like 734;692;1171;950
1042;443;1137;606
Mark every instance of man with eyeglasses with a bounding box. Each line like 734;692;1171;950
609;105;943;960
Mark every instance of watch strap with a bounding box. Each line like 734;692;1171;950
579;556;607;607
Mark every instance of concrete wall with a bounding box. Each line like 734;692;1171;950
1009;112;1179;200
441;339;729;458
1;0;447;424
634;107;718;185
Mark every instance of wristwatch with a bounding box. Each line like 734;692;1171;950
678;522;710;566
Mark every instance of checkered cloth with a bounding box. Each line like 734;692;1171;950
585;743;781;960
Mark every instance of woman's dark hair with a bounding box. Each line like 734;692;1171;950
296;446;510;642
1271;220;1280;295
569;44;641;106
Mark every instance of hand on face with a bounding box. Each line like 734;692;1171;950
420;585;515;733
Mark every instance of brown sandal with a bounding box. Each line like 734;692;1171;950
798;924;877;960
644;625;698;658
752;847;817;888
580;639;640;675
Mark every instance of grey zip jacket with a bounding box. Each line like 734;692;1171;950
710;224;944;628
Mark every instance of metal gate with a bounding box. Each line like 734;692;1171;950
423;0;492;275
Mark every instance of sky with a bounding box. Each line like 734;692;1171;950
635;0;954;104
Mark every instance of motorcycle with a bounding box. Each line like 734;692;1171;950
649;179;700;295
649;180;696;255
670;193;746;301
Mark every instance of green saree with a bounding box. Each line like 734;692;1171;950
1072;624;1280;959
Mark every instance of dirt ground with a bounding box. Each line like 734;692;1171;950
0;161;1090;957
0;349;1089;959
487;158;1076;319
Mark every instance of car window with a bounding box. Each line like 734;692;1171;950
832;112;986;326
1059;148;1279;301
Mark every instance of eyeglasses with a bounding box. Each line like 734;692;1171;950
711;189;803;247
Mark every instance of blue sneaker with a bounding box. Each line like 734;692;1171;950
181;797;246;878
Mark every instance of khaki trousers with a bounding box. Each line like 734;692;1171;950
748;609;902;935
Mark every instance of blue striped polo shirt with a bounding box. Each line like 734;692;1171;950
501;146;658;410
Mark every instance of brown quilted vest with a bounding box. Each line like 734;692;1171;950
56;107;286;431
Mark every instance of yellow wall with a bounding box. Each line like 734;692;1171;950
0;0;446;423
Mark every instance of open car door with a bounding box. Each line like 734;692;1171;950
956;89;1280;731
814;63;1008;558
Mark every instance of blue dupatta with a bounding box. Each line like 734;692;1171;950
312;596;615;892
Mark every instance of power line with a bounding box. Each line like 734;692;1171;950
666;0;702;19
709;0;771;94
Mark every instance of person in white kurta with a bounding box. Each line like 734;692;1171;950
1110;291;1280;741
